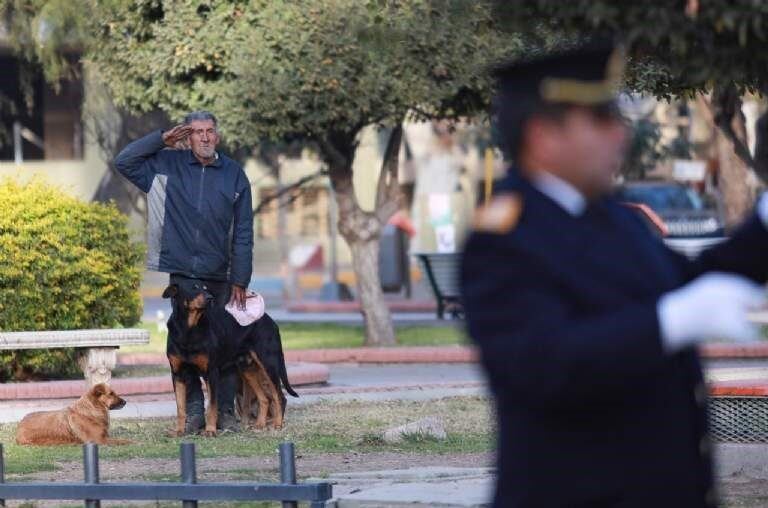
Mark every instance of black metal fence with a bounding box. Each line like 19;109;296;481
0;441;331;507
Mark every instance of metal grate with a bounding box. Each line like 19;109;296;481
709;397;768;443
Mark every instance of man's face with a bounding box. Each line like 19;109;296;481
187;119;219;161
527;106;629;198
557;106;629;197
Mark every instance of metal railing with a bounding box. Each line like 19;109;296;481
0;441;331;507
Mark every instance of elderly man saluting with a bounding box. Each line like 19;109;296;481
115;111;253;433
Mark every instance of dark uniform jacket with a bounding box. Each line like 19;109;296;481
461;170;768;508
114;130;253;286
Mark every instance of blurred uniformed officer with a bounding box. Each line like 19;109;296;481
461;43;768;507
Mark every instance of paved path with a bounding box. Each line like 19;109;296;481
320;467;495;507
0;364;489;423
1;361;767;424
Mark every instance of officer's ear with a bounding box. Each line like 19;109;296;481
162;284;179;299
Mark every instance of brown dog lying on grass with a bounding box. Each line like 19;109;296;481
16;383;130;446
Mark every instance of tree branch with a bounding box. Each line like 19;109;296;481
408;105;439;121
252;170;327;216
711;83;755;169
753;110;768;184
318;131;357;180
375;123;404;224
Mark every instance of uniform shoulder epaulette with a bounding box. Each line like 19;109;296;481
473;193;523;234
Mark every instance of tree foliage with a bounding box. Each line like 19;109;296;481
497;0;768;98
91;0;518;147
0;0;89;85
496;1;768;223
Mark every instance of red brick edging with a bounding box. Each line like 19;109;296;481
700;343;768;359
118;342;768;366
709;380;768;397
0;363;329;400
118;346;478;366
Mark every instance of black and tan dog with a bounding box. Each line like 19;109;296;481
235;314;295;429
163;281;296;436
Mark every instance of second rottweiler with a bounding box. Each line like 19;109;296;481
164;280;296;436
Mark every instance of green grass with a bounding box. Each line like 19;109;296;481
0;397;493;477
112;365;169;378
123;321;468;354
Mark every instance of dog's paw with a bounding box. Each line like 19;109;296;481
166;428;185;438
201;429;218;437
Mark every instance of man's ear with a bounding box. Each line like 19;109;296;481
162;284;178;299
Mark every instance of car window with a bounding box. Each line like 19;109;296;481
617;185;704;212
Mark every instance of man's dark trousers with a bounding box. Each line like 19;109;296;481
169;274;238;432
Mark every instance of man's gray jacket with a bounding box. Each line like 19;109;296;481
114;130;253;287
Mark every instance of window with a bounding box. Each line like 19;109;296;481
0;55;83;161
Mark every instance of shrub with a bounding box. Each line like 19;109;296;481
0;179;144;381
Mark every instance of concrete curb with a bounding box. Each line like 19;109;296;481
118;346;478;366
0;362;329;400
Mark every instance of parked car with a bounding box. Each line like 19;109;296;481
616;181;726;258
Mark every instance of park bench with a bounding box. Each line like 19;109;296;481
414;252;463;319
0;328;149;387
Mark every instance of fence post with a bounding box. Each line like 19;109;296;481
180;442;198;508
279;442;298;508
0;443;5;507
83;443;101;508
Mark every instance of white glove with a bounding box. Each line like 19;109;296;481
657;272;766;353
757;192;768;228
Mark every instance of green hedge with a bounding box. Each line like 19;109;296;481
0;179;144;381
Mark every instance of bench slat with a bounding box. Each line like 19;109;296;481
0;329;150;350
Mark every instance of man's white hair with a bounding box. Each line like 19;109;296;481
183;111;218;128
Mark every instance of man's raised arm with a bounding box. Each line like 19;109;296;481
114;125;191;193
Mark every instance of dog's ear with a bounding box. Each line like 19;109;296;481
91;383;107;396
162;284;178;299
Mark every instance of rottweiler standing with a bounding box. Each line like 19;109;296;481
164;280;296;436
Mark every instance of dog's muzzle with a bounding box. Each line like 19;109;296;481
110;399;127;410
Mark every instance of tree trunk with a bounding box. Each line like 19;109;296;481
699;88;755;227
321;127;403;347
330;168;395;346
349;237;396;345
714;119;753;227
